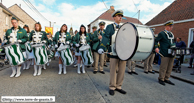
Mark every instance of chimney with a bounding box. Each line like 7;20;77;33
110;6;114;10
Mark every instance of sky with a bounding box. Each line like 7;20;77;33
1;0;175;34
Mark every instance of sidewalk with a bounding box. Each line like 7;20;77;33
136;62;194;84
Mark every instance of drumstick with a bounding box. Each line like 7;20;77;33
104;52;113;55
158;53;164;57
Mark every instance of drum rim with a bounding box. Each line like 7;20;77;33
115;22;139;61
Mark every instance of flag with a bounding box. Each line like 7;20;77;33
45;27;53;35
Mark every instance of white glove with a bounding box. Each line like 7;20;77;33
42;40;47;44
3;40;7;43
98;49;104;54
55;44;58;48
75;44;80;47
17;40;22;43
66;41;70;45
48;45;51;48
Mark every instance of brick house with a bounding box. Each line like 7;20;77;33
87;6;142;32
8;4;36;32
0;3;24;40
146;0;194;47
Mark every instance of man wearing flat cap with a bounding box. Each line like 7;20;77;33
92;21;106;74
98;10;127;96
155;20;176;86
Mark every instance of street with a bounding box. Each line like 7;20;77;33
0;59;194;103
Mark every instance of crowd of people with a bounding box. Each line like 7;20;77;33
0;9;194;96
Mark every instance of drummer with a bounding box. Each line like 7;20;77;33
155;20;175;86
72;24;90;74
53;24;72;74
29;22;48;76
23;25;34;70
4;17;28;77
92;22;106;74
98;10;127;95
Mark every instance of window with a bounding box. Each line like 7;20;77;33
122;17;127;20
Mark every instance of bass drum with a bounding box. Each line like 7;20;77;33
115;22;154;61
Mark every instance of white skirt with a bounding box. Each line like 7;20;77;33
55;51;59;57
75;51;81;56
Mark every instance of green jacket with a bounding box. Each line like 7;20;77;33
155;31;175;57
88;32;95;49
72;32;90;52
29;30;48;45
53;31;72;50
99;24;119;59
5;26;28;52
92;29;107;51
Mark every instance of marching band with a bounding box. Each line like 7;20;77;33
2;9;190;96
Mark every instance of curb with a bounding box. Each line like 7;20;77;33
136;64;194;85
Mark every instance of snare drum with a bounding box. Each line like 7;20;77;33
25;42;33;60
32;44;48;65
3;43;25;66
80;48;94;66
58;45;74;66
115;22;154;61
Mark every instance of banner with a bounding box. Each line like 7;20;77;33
45;27;53;35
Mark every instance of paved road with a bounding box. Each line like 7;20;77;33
0;60;194;103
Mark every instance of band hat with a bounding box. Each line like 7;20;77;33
11;17;18;21
112;10;123;17
164;20;174;26
24;24;29;27
99;21;106;25
92;26;97;29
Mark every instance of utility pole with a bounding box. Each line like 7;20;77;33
49;21;51;27
138;10;140;24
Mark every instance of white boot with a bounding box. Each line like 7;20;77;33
47;62;49;66
10;66;16;77
26;61;31;69
37;65;42;75
77;64;81;74
43;64;46;70
15;66;21;77
58;64;62;74
82;63;85;73
23;62;26;70
63;65;66;74
33;65;37;76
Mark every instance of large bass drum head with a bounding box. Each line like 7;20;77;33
115;22;138;61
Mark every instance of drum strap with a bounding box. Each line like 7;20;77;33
164;31;174;45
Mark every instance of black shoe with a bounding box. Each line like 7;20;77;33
99;71;105;74
92;65;94;67
93;71;97;74
115;89;127;94
109;90;115;96
164;80;175;85
104;64;108;67
144;71;148;74
87;66;90;68
132;72;138;75
190;72;194;75
128;72;132;75
158;79;165;86
148;71;155;74
188;66;192;68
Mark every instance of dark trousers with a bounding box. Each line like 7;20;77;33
189;54;194;66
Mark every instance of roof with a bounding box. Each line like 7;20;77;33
146;0;194;26
88;9;142;26
0;3;24;22
8;4;36;23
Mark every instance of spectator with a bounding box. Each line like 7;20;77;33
175;37;186;64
